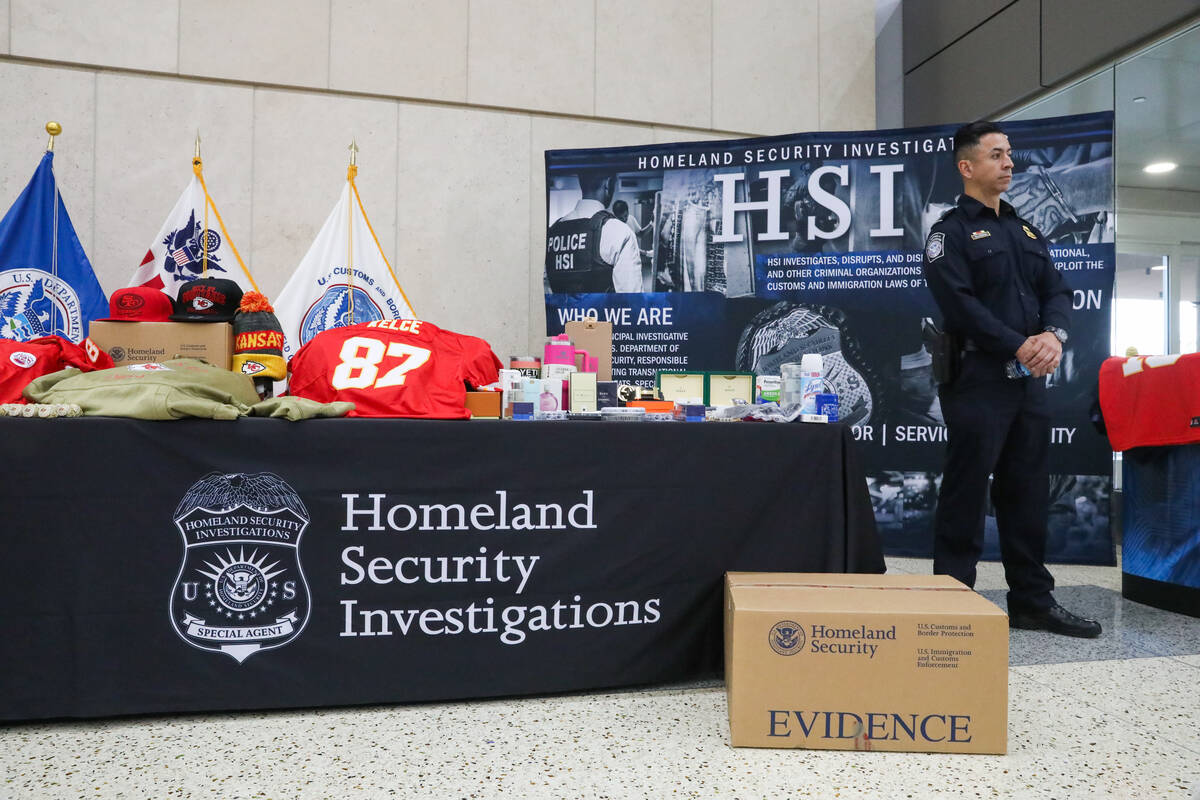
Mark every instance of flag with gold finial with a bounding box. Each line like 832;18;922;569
274;142;416;362
129;137;260;299
0;122;108;342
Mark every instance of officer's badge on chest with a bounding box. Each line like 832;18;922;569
970;229;991;240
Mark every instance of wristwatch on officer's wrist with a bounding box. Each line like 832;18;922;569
1043;326;1068;344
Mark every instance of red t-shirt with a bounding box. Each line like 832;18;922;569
1099;353;1200;450
287;319;501;418
0;335;115;403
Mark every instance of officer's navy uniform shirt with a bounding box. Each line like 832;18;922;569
922;194;1071;360
922;194;1068;611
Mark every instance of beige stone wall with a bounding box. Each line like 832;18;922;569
0;0;875;357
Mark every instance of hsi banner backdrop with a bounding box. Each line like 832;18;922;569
544;112;1116;565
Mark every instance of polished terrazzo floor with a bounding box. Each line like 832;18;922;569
3;554;1197;799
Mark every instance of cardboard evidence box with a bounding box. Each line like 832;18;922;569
724;573;1008;755
90;321;233;370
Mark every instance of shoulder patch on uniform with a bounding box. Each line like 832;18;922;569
925;232;945;261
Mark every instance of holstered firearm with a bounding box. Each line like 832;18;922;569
922;318;961;385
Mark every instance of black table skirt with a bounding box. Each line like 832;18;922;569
0;417;882;721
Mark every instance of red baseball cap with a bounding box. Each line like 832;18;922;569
100;287;174;322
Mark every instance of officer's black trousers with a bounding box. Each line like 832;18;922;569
933;365;1056;612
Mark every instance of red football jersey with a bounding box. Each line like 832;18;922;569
1099;353;1200;451
287;319;502;418
0;335;115;403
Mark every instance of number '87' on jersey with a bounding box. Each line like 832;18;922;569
287;319;503;418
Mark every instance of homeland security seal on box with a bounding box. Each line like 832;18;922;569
769;620;805;656
169;472;311;663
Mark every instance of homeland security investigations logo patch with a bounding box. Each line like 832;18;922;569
170;472;311;663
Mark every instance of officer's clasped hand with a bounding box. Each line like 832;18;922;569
1015;332;1062;377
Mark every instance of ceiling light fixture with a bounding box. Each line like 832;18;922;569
1144;161;1177;174
1132;96;1147;103
1150;264;1166;271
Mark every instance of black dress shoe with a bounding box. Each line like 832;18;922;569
1009;604;1102;638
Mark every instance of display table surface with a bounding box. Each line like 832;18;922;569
0;416;882;721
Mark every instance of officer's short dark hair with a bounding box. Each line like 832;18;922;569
577;168;614;195
953;121;1006;163
612;199;629;216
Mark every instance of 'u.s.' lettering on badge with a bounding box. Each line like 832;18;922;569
925;232;945;261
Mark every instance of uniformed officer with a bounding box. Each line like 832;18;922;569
921;121;1101;638
545;169;642;293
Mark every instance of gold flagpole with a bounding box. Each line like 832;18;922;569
46;122;62;335
193;132;208;280
345;144;416;319
347;139;358;325
189;136;260;293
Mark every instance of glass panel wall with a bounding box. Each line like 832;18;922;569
1113;24;1200;357
1002;22;1200;360
1002;21;1200;493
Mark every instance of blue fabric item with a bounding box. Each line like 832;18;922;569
0;151;108;342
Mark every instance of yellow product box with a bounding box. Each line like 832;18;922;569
89;321;233;370
724;572;1008;754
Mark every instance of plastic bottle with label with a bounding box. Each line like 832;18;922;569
798;353;825;414
1004;358;1032;379
780;363;804;407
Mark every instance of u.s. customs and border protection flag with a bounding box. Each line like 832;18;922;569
130;156;260;299
274;159;415;361
0;151;108;342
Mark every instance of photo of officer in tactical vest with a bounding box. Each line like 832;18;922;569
545;168;643;294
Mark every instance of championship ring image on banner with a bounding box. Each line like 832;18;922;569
169;472;311;663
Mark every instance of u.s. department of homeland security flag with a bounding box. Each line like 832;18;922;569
274;179;415;361
0;152;108;342
130;172;255;300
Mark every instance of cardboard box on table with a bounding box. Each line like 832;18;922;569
564;319;612;381
464;391;502;418
724;573;1008;754
90;321;233;370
